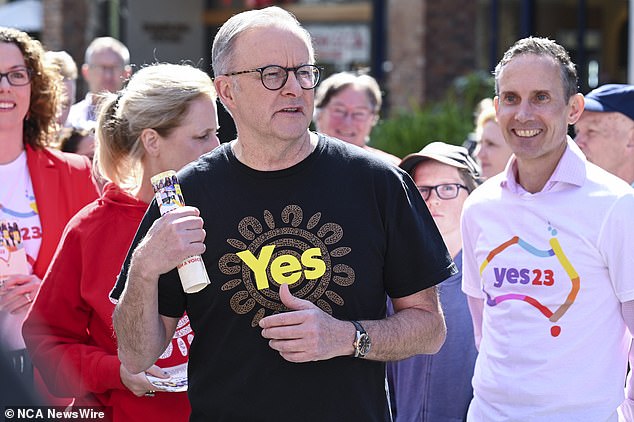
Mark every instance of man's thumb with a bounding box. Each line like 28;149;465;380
279;283;313;310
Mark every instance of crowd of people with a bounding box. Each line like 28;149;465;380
2;5;634;422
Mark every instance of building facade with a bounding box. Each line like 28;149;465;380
6;0;628;119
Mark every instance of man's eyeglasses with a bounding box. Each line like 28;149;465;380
417;183;469;201
0;67;32;86
327;106;374;122
223;64;322;91
89;64;125;75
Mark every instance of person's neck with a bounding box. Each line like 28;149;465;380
442;230;462;260
128;165;159;204
232;131;317;171
515;143;566;194
134;178;155;204
0;130;26;165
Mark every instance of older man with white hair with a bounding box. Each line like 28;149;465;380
575;84;634;186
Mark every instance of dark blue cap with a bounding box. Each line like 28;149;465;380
584;84;634;121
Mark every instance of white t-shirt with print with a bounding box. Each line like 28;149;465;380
0;150;41;350
462;140;634;422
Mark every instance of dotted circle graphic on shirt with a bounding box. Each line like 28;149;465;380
219;204;355;327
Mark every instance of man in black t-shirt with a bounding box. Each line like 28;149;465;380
111;6;456;422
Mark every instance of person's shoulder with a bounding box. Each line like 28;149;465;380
69;96;90;110
66;98;88;120
584;161;634;197
36;146;92;170
363;145;401;166
464;174;505;209
179;143;231;179
57;195;103;237
478;173;506;191
27;147;92;171
66;97;92;126
62;184;139;238
319;133;401;173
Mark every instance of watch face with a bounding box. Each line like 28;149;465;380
358;333;371;356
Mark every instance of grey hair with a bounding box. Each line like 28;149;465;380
85;36;130;66
211;6;315;76
44;50;78;80
494;36;578;100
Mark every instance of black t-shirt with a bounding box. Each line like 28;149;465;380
113;134;456;422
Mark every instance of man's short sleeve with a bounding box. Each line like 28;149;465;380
384;172;457;298
110;200;186;318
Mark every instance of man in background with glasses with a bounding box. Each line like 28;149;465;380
112;6;455;421
388;142;481;422
66;36;131;130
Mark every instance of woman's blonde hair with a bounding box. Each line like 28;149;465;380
475;103;497;139
95;63;216;188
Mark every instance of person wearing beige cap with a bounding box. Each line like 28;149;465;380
388;141;480;422
574;84;634;186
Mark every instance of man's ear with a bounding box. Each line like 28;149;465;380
371;113;379;127
214;76;237;111
567;93;585;125
81;63;90;80
123;65;133;81
140;128;160;157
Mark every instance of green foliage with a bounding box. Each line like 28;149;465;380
370;71;495;158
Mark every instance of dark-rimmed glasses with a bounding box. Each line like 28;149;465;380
223;64;322;91
0;67;32;86
417;183;468;201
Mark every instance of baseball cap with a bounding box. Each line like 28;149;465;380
399;141;481;180
583;84;634;121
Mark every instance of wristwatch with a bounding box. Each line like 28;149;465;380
351;320;371;358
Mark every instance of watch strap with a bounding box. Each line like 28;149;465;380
351;320;367;358
351;320;366;335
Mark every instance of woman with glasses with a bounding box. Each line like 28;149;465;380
314;72;400;165
388;141;481;422
0;27;98;398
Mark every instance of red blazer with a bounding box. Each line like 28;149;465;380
26;145;99;279
25;146;99;406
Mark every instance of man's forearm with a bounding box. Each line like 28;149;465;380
361;306;446;361
258;285;445;363
113;264;171;374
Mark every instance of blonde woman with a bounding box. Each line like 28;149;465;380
473;103;513;179
24;63;220;421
